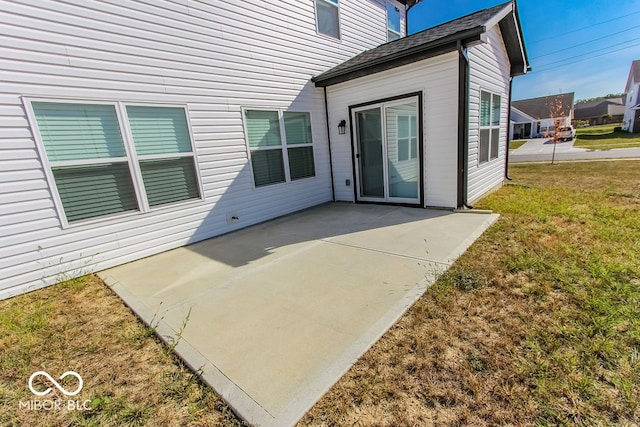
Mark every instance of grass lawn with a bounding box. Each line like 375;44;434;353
301;160;640;425
0;275;243;426
1;161;639;426
509;139;527;150
574;123;640;150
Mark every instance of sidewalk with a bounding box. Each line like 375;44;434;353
510;138;640;163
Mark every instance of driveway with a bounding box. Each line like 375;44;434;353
510;138;640;162
100;203;498;427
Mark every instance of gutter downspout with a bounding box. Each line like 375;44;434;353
405;1;421;35
457;41;473;209
505;76;513;180
323;87;336;201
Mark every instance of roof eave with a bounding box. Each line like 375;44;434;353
497;4;530;77
312;27;484;87
510;106;536;121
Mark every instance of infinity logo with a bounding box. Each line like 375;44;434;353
28;371;83;396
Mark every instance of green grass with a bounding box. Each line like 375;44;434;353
302;160;640;425
574;123;640;150
509;139;527;150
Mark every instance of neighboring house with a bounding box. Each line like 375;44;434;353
574;97;625;126
0;0;529;299
509;106;536;139
510;92;574;138
623;60;640;133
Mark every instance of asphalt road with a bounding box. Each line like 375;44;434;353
509;138;640;163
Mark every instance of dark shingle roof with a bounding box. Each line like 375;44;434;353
574;98;625;120
511;93;575;120
313;1;525;87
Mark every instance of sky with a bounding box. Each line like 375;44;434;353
407;0;640;102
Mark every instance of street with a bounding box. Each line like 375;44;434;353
509;138;640;163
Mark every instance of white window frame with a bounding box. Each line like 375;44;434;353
23;97;204;228
478;90;501;164
314;0;341;40
241;108;316;189
386;1;402;41
396;114;417;161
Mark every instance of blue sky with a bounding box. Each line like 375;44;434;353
407;0;640;101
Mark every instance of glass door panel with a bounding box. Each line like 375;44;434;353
352;96;420;204
385;102;419;200
355;107;384;198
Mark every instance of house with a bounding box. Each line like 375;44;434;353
510;106;537;140
0;0;529;299
510;92;574;139
623;60;640;133
574;97;625;126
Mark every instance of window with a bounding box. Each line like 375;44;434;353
283;112;315;180
315;0;340;39
397;115;417;161
126;106;200;207
30;101;200;225
386;1;402;41
479;91;501;163
244;110;315;187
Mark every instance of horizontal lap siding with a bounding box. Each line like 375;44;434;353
0;0;397;298
467;25;511;204
327;53;459;208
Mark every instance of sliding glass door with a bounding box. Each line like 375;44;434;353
353;97;420;204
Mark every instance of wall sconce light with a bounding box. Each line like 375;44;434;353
338;119;346;135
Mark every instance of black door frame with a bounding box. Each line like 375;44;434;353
348;91;424;207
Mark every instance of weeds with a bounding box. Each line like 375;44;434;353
440;264;487;291
2;160;639;426
300;160;640;426
0;275;239;426
169;306;192;352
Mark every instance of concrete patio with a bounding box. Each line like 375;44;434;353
100;203;498;427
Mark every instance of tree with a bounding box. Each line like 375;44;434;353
575;93;625;104
545;94;566;165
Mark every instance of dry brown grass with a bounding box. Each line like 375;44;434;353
0;274;242;426
2;161;638;426
300;160;640;426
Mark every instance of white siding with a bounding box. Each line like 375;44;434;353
623;81;639;132
326;52;459;208
0;0;401;298
467;24;511;204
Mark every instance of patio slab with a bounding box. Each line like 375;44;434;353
100;203;498;427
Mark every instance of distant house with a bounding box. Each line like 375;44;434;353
0;0;529;299
510;92;574;139
574;97;625;126
510;106;536;140
623;60;640;133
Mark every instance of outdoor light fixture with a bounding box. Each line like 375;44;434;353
338;119;346;135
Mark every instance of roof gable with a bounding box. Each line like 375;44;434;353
511;93;575;120
625;60;640;93
312;1;529;87
510;106;536;122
